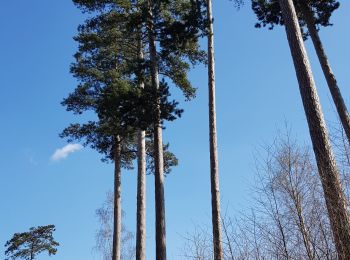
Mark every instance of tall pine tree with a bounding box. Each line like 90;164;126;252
252;0;350;257
252;0;350;145
68;1;205;259
206;0;223;259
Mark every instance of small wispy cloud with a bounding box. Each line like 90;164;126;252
51;144;83;162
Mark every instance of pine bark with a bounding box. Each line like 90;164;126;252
299;1;350;146
206;1;223;259
278;0;350;258
147;1;167;259
136;130;146;260
112;136;122;260
136;40;146;260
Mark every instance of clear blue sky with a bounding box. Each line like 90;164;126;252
1;1;349;259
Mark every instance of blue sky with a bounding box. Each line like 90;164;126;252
1;1;349;259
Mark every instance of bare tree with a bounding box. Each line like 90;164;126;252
329;121;350;204
249;131;338;259
95;192;136;260
182;131;342;259
181;226;213;260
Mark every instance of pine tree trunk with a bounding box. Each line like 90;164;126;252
112;136;122;260
206;1;223;259
299;1;350;146
136;38;147;260
278;0;350;258
147;2;167;259
136;130;146;260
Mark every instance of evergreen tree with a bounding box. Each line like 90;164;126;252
135;33;147;260
140;1;205;257
66;1;205;259
61;82;142;260
4;225;59;260
255;0;350;257
252;0;350;146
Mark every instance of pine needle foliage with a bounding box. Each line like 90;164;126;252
4;225;59;260
252;0;340;38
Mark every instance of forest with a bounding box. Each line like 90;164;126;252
1;0;350;259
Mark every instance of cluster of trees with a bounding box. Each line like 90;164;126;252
57;0;350;259
61;0;222;259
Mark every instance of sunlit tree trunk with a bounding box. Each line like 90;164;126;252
206;0;223;259
147;1;166;259
112;136;122;260
278;0;350;258
299;1;350;146
136;31;147;260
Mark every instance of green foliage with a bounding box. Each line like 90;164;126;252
146;140;179;175
251;0;340;38
4;225;59;260
62;0;206;166
71;0;207;99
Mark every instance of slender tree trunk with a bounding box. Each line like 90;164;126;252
286;157;314;259
206;1;223;259
136;32;147;260
294;198;314;260
271;187;290;260
147;1;167;259
299;1;350;146
136;130;146;260
278;0;350;258
112;136;122;260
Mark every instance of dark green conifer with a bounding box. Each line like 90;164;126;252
65;1;205;259
4;225;59;260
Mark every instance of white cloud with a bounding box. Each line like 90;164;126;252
51;144;83;161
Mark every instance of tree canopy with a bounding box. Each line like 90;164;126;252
252;0;340;38
4;225;59;260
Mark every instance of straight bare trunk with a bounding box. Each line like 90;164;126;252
299;1;350;146
206;1;223;259
136;32;146;260
278;0;350;258
136;130;146;260
147;1;166;259
112;136;122;260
